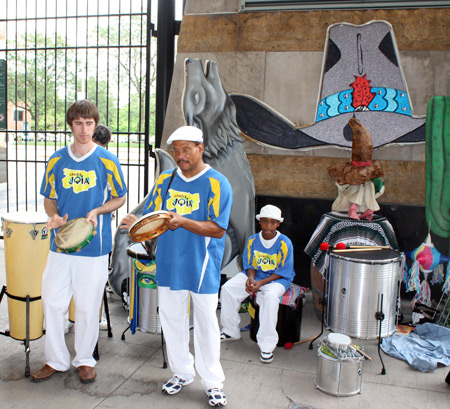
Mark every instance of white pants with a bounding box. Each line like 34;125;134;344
220;272;286;353
158;287;224;390
41;251;108;370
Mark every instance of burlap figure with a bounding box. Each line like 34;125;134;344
328;118;384;220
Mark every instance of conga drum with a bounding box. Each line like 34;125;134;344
1;212;50;340
326;248;401;339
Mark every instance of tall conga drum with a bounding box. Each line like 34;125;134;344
326;248;401;339
1;212;50;340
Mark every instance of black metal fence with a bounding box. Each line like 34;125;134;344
0;0;166;223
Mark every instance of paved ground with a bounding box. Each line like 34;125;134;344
0;239;449;409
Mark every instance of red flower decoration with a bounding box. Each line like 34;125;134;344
350;75;375;109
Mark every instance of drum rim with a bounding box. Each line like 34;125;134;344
330;249;400;263
1;211;49;224
129;210;170;231
126;242;153;260
54;217;96;253
129;210;170;242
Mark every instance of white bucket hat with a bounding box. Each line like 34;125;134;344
167;125;203;144
256;205;284;223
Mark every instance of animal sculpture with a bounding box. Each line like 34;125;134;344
183;58;255;269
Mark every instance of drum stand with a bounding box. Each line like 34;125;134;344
93;286;113;361
376;278;402;376
121;310;168;369
309;257;329;350
376;293;387;375
0;285;41;377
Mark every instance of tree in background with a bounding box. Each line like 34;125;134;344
7;15;156;143
95;15;157;138
7;33;75;133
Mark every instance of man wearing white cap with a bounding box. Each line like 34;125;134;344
220;205;295;363
120;125;232;407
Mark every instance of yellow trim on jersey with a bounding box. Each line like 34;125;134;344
101;157;125;195
247;237;255;267
208;177;221;220
278;240;289;267
44;157;62;199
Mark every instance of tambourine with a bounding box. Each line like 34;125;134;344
128;210;171;242
54;218;96;253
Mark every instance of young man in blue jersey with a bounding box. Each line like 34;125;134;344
31;100;127;384
120;126;232;407
220;205;295;364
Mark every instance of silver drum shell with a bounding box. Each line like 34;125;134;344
326;249;401;339
315;348;364;397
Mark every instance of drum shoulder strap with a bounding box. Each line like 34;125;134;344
162;168;177;209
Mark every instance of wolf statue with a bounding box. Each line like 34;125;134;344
183;58;255;271
109;59;256;299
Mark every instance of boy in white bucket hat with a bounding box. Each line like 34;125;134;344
220;204;295;363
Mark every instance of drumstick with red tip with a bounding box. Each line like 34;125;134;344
319;242;389;251
333;247;383;253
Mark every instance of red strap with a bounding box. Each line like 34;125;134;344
351;160;372;167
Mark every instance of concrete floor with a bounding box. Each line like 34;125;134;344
0;239;449;409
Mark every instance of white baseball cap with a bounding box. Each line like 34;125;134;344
167;126;203;144
256;205;284;223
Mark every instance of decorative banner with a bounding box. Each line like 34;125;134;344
231;21;425;150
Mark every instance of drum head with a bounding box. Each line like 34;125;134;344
1;211;49;224
327;333;351;350
331;248;400;263
129;210;170;242
55;218;96;253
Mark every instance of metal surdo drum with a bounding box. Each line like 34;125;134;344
327;248;401;339
127;242;161;334
315;333;365;397
1;212;50;340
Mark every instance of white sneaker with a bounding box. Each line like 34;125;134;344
260;352;274;364
162;375;194;395
206;388;227;407
220;332;240;342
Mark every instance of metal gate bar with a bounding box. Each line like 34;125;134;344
0;0;180;224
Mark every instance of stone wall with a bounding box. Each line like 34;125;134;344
164;2;450;206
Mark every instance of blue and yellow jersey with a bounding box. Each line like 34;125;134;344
40;145;127;256
243;232;295;291
143;165;232;294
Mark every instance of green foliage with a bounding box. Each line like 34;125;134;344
7;33;75;131
7;16;156;138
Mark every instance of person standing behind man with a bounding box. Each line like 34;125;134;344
31;100;127;384
93;124;112;147
120;125;232;407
